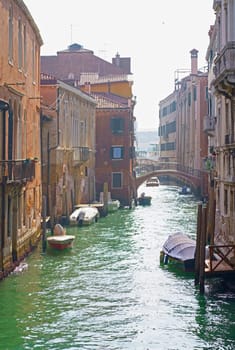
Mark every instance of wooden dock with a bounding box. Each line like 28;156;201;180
195;202;235;293
205;244;235;278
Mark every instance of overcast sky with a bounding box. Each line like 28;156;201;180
24;0;215;131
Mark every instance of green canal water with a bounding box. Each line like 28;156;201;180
1;185;235;350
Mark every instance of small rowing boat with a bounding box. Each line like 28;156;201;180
47;224;75;250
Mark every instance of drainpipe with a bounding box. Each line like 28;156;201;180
0;100;9;274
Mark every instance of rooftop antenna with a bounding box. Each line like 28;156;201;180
98;43;110;60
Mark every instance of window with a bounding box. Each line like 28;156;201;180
18;19;23;69
112;172;122;188
16;104;22;159
224;189;228;215
111;117;124;134
23;25;27;71
111;146;124;159
193;86;197;101
8;5;13;62
188;92;191;106
32;40;35;82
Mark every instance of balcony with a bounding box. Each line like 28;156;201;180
0;159;36;184
73;147;90;166
203;115;215;135
214;42;235;87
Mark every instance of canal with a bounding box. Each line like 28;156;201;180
0;185;235;350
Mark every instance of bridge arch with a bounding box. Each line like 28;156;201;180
136;170;202;193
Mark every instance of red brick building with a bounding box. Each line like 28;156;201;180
92;92;136;207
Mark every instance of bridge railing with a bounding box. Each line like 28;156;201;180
136;161;202;179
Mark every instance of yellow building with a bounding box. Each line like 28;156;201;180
0;0;43;277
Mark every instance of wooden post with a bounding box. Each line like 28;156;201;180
195;202;202;286
103;182;108;217
199;204;207;294
210;199;216;245
42;195;47;253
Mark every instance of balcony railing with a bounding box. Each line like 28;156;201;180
73;147;90;165
0;159;36;183
203;115;215;134
214;42;235;83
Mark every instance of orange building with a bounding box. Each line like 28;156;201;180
0;0;43;277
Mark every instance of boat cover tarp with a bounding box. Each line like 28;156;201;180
162;232;196;262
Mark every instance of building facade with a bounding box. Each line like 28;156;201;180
41;43;137;207
40;74;97;224
158;91;177;164
207;0;235;245
177;50;209;196
159;50;209;195
0;0;43;277
92;92;136;207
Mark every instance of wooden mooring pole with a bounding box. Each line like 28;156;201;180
103;182;108;217
199;204;207;294
42;195;47;253
195;202;202;286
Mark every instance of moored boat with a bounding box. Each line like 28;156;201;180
69;206;99;226
146;177;160;187
178;186;191;195
47;235;75;250
160;232;196;272
138;192;152;206
47;224;75;250
107;199;120;213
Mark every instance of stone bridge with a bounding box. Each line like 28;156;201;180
135;160;208;195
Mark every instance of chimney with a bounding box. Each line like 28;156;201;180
112;52;131;74
190;49;198;75
84;82;91;94
112;52;120;67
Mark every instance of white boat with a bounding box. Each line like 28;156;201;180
47;224;75;250
178;186;192;195
146;177;160;187
100;192;120;213
107;199;120;212
160;232;196;272
47;235;75;250
69;206;99;226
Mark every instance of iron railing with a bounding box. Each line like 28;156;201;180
73;147;90;164
0;159;36;183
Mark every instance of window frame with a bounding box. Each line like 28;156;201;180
110;146;124;160
112;172;123;189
